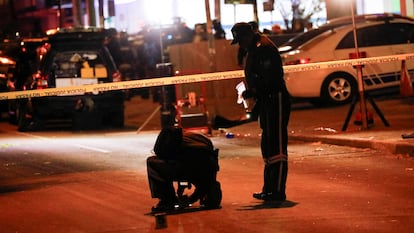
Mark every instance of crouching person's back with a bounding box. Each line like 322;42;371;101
146;127;221;213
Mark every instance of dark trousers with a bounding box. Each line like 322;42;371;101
259;91;291;198
147;154;217;202
147;156;182;202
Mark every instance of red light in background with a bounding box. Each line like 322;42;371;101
285;58;310;65
349;51;367;59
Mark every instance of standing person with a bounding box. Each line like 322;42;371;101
230;22;291;203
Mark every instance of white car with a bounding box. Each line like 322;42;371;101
281;14;414;105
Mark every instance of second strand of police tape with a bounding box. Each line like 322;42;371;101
1;53;413;100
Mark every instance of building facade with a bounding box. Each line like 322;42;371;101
0;0;413;37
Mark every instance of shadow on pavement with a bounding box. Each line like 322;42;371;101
144;206;222;216
237;200;298;210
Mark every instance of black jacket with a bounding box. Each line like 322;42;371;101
244;34;287;99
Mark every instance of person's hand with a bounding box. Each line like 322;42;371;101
242;90;254;99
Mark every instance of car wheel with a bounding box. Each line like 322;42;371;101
321;72;357;105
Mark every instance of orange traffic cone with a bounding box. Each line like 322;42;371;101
400;60;414;97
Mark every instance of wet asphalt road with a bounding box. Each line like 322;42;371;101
0;95;413;233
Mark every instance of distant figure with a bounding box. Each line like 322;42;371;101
271;24;283;34
213;19;226;39
193;23;207;43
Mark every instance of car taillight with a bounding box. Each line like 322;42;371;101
285;58;311;65
34;73;48;89
112;70;122;82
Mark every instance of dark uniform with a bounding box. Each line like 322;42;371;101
231;22;291;202
147;127;220;212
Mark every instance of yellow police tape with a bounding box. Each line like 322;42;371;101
1;53;413;100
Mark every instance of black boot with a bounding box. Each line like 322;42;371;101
253;162;288;202
152;195;179;213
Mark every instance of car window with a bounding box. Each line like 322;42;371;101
337;24;388;49
279;15;399;52
280;24;348;51
387;23;414;44
298;29;336;51
52;51;107;78
336;23;414;49
283;28;329;48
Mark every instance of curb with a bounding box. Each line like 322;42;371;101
289;134;414;156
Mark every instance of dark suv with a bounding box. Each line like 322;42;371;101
16;28;125;131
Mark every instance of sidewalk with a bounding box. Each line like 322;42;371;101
224;96;414;156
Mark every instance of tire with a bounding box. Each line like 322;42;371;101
201;181;222;209
320;72;357;105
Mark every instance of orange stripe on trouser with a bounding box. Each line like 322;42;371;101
263;154;287;165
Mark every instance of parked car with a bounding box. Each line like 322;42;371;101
15;28;125;131
279;13;413;54
281;13;414;105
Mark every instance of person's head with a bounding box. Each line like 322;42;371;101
230;22;255;49
248;21;259;32
153;126;183;159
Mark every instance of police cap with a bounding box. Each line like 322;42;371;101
230;22;254;45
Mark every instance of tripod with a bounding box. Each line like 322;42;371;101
342;92;390;131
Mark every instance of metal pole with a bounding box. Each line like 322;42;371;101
72;0;83;27
214;0;221;20
400;0;407;16
98;0;104;28
58;0;63;28
86;0;96;27
205;0;216;73
351;2;368;129
205;0;219;120
253;0;259;24
233;4;236;23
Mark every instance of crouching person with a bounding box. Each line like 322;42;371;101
147;127;221;213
